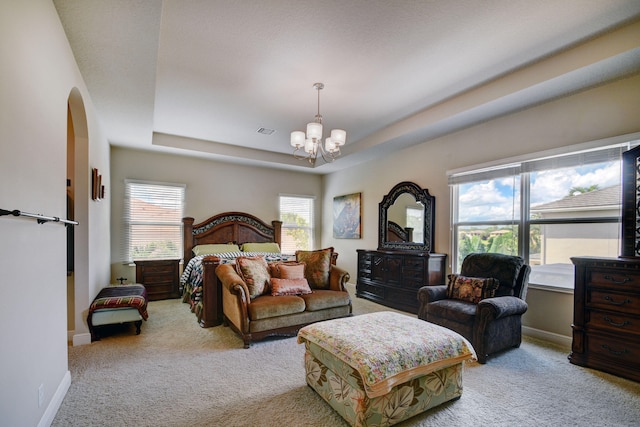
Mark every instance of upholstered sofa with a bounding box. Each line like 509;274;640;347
216;248;352;348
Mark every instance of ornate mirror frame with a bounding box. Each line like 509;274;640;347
378;181;435;251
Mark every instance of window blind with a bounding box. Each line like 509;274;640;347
123;180;185;262
279;195;315;253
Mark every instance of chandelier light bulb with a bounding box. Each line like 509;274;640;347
306;122;323;140
330;129;346;146
290;131;305;148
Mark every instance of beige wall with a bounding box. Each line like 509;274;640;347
110;148;323;282
0;1;111;425
322;73;640;341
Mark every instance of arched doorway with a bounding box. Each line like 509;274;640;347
66;88;89;345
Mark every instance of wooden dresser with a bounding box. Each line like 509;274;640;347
356;249;446;314
135;259;181;301
570;256;640;382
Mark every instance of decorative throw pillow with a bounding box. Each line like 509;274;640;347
296;247;333;289
271;278;312;296
446;274;499;304
269;261;306;279
235;256;271;298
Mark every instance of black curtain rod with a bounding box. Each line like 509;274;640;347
0;208;78;226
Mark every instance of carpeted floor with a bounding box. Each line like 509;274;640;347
52;284;640;426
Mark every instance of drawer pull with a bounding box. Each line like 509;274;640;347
603;316;630;328
603;275;631;285
600;344;629;356
603;295;632;306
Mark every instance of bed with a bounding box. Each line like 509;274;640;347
387;220;413;242
181;212;289;327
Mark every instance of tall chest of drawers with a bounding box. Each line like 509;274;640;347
356;249;446;314
570;257;640;382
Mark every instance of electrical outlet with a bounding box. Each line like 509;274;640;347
38;384;44;408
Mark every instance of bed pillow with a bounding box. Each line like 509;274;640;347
235;256;271;298
241;242;281;253
295;247;333;289
270;278;312;296
193;243;240;256
446;274;499;304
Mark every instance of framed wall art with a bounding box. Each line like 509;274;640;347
333;192;361;239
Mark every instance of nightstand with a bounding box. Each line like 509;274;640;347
135;259;180;301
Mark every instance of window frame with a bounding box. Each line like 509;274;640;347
449;134;640;292
278;194;315;253
123;179;186;263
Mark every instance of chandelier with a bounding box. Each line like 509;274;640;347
290;83;346;166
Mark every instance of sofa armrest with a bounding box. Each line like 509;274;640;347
418;285;448;304
417;285;448;320
477;296;528;320
215;264;251;333
329;266;350;292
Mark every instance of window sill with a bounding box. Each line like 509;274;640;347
528;282;574;294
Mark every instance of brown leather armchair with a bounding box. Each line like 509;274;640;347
418;253;530;363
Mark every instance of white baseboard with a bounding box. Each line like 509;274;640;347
523;326;572;348
72;333;92;346
38;370;70;427
67;330;74;342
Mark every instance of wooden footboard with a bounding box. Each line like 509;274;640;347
201;256;224;327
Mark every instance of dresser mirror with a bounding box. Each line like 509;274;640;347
378;181;435;251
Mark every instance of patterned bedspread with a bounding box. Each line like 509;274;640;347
89;284;148;320
298;311;476;398
180;252;293;317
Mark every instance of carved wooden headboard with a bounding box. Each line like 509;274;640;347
182;211;282;264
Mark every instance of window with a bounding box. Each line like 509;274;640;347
450;142;636;290
124;180;185;262
279;195;315;253
406;206;424;243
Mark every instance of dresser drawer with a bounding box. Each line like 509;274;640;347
586;309;640;336
404;257;425;269
589;269;640;290
357;282;385;298
586;289;640;315
586;333;640;366
402;268;425;288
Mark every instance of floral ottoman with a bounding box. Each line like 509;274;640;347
297;311;476;427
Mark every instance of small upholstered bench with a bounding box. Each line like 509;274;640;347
297;311;476;427
87;284;149;341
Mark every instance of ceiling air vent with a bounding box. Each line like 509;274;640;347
257;127;275;135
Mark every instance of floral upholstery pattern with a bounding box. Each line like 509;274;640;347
299;312;471;427
296;247;334;289
446;274;499;304
297;311;475;398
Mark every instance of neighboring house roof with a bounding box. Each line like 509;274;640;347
531;184;621;212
